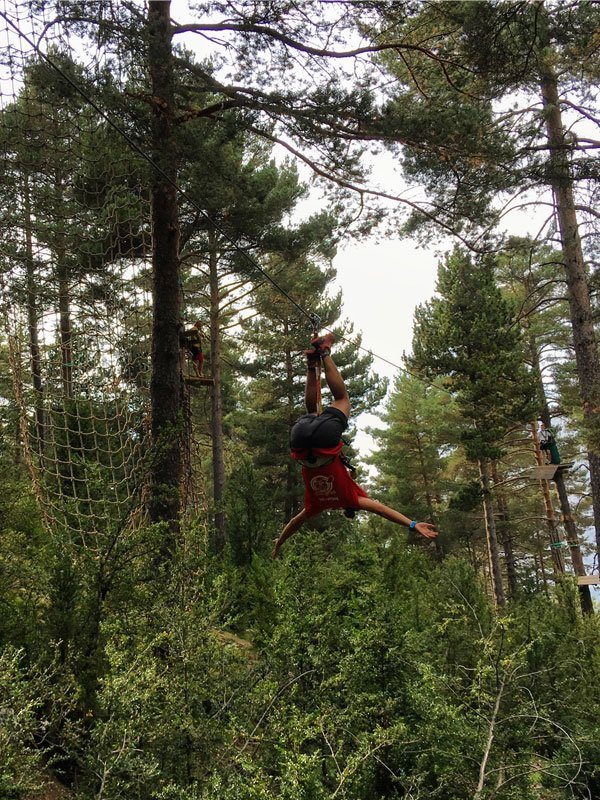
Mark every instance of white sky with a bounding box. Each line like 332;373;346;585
333;236;438;456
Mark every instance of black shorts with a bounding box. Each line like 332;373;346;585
290;406;348;450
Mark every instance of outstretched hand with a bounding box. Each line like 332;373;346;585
415;522;438;539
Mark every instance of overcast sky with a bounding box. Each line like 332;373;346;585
332;236;438;458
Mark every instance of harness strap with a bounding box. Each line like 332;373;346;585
297;455;335;469
340;453;357;476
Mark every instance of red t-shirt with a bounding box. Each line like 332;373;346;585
291;442;368;518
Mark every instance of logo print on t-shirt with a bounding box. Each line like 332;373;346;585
310;475;335;498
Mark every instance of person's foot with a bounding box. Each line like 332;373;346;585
310;332;335;357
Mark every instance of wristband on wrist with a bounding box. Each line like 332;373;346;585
409;520;417;530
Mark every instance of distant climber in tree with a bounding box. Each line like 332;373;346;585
271;334;438;558
181;320;205;377
539;421;561;465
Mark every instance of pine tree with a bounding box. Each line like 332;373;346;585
410;248;536;606
177;114;341;551
369;372;457;556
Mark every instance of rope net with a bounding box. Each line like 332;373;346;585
0;1;154;537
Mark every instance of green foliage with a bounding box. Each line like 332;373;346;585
448;479;482;512
369;373;456;516
1;4;600;799
1;504;599;799
373;1;600;239
0;648;49;799
0;467;46;650
0;646;79;799
411;248;536;461
225;457;274;565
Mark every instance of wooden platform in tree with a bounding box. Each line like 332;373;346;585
576;575;600;587
184;375;213;387
532;463;573;480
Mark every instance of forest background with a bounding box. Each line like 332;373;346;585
1;1;600;799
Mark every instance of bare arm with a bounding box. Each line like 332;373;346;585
272;508;309;558
305;367;318;413
357;497;438;539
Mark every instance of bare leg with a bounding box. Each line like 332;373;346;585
272;508;309;558
322;354;350;418
192;352;203;377
305;366;318;413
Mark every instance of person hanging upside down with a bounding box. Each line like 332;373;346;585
181;320;205;377
271;333;438;558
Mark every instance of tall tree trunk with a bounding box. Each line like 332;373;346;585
530;336;593;612
24;176;45;454
538;402;593;614
490;461;518;600
530;422;566;577
54;178;72;401
553;472;594;615
465;538;477;573
540;57;600;559
208;230;226;552
478;458;505;608
534;533;550;599
57;256;72;399
148;0;182;540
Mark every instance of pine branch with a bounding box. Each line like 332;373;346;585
246;124;480;248
171;20;476;74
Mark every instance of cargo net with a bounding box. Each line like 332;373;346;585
0;2;154;537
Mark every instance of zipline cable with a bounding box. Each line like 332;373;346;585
0;9;411;376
